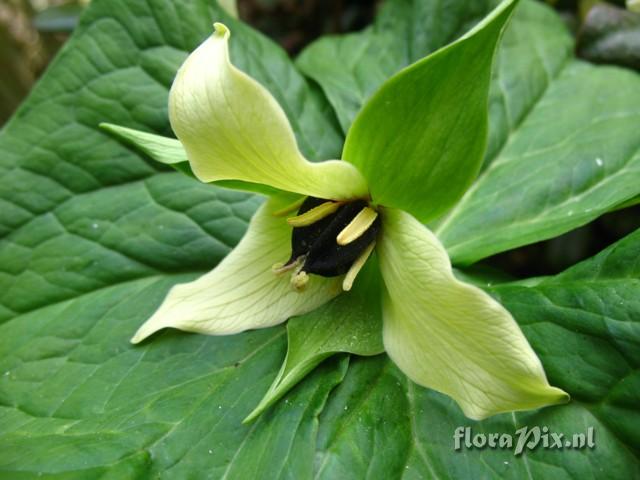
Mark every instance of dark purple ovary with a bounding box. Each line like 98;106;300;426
286;196;380;277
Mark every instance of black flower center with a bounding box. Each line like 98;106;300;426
285;196;381;278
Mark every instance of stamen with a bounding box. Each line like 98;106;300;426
287;201;343;227
291;270;309;291
272;196;307;217
336;206;378;246
282;196;380;282
272;255;304;275
342;242;375;291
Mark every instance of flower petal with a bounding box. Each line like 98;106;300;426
131;195;342;343
377;208;569;420
169;23;368;201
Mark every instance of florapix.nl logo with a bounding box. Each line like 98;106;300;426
453;426;595;456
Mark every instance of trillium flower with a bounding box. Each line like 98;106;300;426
103;0;569;421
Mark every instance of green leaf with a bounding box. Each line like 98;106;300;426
0;294;347;478
244;261;383;423
0;0;348;475
432;3;640;263
1;0;639;477
342;0;518;222
489;226;640;458
435;56;640;264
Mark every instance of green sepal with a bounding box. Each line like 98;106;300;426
244;260;383;423
342;0;519;223
100;123;279;196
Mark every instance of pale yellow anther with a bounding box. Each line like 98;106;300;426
272;197;306;217
291;271;309;291
336;206;378;246
287;201;343;227
343;242;375;291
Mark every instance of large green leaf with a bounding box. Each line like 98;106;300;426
1;0;639;478
2;226;640;477
436;57;640;264
299;0;640;265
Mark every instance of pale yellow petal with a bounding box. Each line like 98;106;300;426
169;23;368;200
378;208;569;420
131;195;342;343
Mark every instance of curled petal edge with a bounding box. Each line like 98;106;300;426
168;23;368;201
